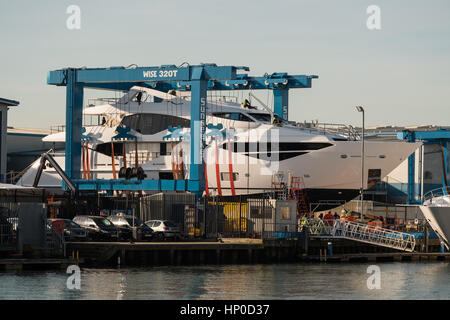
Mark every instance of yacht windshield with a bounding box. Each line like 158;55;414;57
121;113;190;135
249;113;271;123
212;112;254;122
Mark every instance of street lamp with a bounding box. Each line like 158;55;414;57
356;106;365;221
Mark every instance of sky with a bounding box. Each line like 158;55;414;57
0;0;449;129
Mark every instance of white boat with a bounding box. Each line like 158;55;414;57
6;127;65;178
16;86;420;203
419;188;450;249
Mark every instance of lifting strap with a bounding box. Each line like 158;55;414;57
215;139;222;196
85;143;91;179
135;139;139;169
227;139;235;196
82;142;87;179
205;159;210;196
171;143;176;175
178;149;184;179
123;141;127;169
441;145;449;192
111;142;117;179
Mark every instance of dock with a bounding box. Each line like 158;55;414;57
63;237;448;267
66;239;304;266
1;236;447;269
0;258;78;271
301;252;450;263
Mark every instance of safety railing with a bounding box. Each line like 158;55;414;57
303;218;334;235
293;122;361;141
87;97;121;107
49;125;66;134
423;187;450;205
0;223;14;245
331;220;416;252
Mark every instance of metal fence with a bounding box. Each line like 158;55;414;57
140;192;197;236
45;222;66;257
139;193;301;240
0;203;19;247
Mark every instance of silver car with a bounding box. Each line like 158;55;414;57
144;220;181;240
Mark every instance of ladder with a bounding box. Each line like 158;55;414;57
272;173;287;200
331;220;416;252
289;176;309;216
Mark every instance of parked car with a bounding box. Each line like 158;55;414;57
144;220;182;240
108;215;154;241
47;218;87;241
73;215;121;241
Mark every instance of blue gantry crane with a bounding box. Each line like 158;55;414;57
47;63;318;196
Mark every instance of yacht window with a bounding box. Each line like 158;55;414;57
249;113;271;123
121;113;190;135
212;112;254;122
367;169;381;188
222;142;331;152
220;172;239;181
95;142;124;156
160;143;168;156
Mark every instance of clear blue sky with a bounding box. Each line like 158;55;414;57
1;0;449;129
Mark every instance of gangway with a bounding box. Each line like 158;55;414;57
330;220;416;252
306;219;416;252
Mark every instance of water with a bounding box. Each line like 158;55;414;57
0;262;448;300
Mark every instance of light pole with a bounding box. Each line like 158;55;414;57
356;106;365;221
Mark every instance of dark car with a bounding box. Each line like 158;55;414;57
47;218;87;241
108;215;154;241
73;215;121;241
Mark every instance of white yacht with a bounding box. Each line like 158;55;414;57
420;188;450;249
17;86;420;203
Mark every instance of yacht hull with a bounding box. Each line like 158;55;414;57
419;205;450;249
17;139;419;204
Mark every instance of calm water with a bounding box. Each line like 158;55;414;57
0;262;449;300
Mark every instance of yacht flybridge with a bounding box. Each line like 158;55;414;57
17;86;420;202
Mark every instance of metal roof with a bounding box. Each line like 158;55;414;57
0;97;19;107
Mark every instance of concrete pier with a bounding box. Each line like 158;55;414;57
0;258;78;271
65;239;304;267
2;237;448;269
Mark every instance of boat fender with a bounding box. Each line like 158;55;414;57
137;167;147;180
130;167;138;179
118;167;127;179
125;167;132;179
